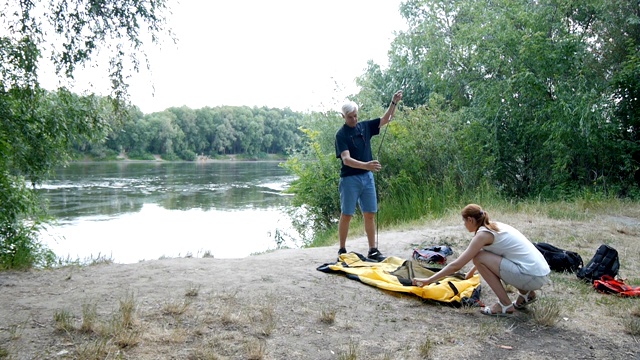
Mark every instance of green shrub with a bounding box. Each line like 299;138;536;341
178;149;197;161
89;146;119;160
284;128;341;241
0;222;56;270
1;174;57;270
127;150;155;160
161;152;180;161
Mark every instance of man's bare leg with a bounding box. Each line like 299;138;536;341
363;212;376;249
338;213;352;249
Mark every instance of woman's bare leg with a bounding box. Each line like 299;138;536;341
473;251;513;313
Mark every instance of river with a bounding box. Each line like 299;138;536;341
37;161;303;264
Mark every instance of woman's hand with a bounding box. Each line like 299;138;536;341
411;278;430;287
465;265;477;279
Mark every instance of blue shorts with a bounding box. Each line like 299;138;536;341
339;172;377;215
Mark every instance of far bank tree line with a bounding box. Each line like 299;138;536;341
81;105;306;161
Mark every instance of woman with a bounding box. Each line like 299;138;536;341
412;204;550;316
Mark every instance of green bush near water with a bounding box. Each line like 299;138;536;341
0;222;57;270
282;0;640;246
284;94;639;247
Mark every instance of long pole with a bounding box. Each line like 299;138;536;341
374;83;404;250
374;104;394;249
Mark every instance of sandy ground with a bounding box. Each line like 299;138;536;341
1;211;640;359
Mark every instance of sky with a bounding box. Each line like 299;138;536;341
58;0;408;114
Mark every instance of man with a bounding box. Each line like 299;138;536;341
335;91;403;261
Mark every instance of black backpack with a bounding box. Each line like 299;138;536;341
576;244;620;283
534;242;583;273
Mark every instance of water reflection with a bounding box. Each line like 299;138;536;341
37;161;301;263
38;161;294;218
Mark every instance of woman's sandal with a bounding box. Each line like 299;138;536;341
480;301;514;317
513;290;537;310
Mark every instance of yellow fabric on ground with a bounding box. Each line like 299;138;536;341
325;253;481;303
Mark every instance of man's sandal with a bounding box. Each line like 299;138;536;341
480;301;514;317
513;290;537;310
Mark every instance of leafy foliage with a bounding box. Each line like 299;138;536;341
364;0;640;198
284;114;342;240
0;0;170;269
288;0;639;242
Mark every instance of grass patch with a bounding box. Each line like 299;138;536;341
185;283;201;297
319;307;337;325
246;339;267;360
48;292;143;356
337;340;358;360
8;321;25;340
202;250;214;258
624;305;640;335
112;327;141;349
192;346;222;360
56;253;114;267
75;339;110;360
95;297;140;349
418;336;435;359
220;306;241;326
53;309;75;332
624;316;640;336
259;304;277;337
162;299;191;316
530;298;561;327
80;302;98;333
118;290;137;329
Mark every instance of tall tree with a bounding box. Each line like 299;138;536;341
0;0;170;268
358;0;639;197
146;111;182;155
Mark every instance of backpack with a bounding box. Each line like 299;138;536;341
412;245;453;266
534;242;583;273
593;275;640;297
576;244;620;283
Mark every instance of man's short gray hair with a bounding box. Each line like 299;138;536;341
341;101;359;116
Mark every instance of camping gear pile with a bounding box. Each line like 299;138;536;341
535;242;640;297
317;241;638;310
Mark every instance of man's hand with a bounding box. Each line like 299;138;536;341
381;90;404;127
366;160;381;172
392;90;403;104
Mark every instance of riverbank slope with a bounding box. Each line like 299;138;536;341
1;204;639;359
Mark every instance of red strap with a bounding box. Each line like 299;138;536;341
594;275;640;297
